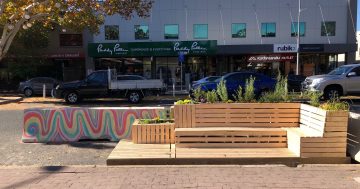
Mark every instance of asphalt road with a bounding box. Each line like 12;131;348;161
0;110;117;166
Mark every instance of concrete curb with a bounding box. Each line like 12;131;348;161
0;96;23;105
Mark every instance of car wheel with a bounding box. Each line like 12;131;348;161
128;91;142;104
324;86;342;100
65;92;80;104
24;88;33;97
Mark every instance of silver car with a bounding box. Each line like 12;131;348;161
18;77;59;97
302;64;360;99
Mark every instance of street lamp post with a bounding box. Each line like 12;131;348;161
296;0;301;75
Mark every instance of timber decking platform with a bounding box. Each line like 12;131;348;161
107;140;304;165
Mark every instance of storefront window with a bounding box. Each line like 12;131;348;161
261;23;276;37
104;25;119;40
164;24;179;39
232;23;246;38
291;22;305;37
321;21;336;36
135;25;149;40
193;24;208;39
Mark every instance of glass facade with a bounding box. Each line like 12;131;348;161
232;23;246;38
261;23;276;37
321;21;336;36
104;25;119;40
193;24;208;39
164;24;179;39
135;25;149;40
291;22;306;37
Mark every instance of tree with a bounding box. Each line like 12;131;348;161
0;0;153;61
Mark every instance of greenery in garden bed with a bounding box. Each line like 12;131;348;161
176;74;350;111
138;117;174;124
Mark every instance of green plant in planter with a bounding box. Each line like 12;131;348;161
206;90;218;103
243;76;256;102
233;86;243;102
139;118;175;124
259;74;288;103
175;99;193;105
193;87;206;103
305;91;323;107
320;99;350;111
216;79;228;102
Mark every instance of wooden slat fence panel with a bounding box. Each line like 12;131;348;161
132;120;175;144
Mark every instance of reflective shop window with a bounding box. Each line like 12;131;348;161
104;25;119;40
291;22;306;37
135;25;149;40
193;24;208;39
321;21;336;36
232;23;246;38
164;24;179;39
261;23;276;37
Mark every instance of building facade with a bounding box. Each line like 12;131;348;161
87;0;357;86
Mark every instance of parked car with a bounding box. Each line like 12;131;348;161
53;70;166;104
192;76;220;87
18;77;59;97
302;64;360;99
191;72;276;99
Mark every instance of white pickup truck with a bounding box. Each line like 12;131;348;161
302;64;360;99
53;69;166;104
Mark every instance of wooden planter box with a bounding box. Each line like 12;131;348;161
287;104;349;158
132;119;175;144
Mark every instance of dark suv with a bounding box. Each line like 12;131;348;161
191;72;276;98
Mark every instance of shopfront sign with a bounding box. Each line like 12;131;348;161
88;40;217;57
46;52;85;58
300;44;324;52
273;44;298;53
247;54;295;62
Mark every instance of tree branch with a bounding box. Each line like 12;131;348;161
0;0;9;16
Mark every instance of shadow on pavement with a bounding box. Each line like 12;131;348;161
42;141;116;150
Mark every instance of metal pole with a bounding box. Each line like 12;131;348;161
296;0;301;75
43;84;46;98
180;63;183;91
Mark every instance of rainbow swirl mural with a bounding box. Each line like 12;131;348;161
22;107;168;143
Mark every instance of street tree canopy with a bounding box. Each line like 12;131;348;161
0;0;153;61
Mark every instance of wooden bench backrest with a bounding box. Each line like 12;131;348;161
175;103;301;128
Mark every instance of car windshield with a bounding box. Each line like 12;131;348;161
328;66;353;75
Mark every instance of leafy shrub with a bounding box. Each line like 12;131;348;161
243;76;256;102
233;86;243;102
193;87;206;103
259;74;288;103
216;79;228;102
206;90;218;103
305;91;323;107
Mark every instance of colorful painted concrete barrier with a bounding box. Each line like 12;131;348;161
22;107;168;143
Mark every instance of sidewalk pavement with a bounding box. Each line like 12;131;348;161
1;164;360;189
0;96;23;105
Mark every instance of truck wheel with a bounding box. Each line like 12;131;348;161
128;91;142;103
24;88;33;97
324;86;342;100
65;92;80;104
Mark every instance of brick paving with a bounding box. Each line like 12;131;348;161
1;165;360;189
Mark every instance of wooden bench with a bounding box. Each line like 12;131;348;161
174;103;300;148
287;104;348;157
175;127;287;148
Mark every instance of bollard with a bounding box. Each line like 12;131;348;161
43;84;46;98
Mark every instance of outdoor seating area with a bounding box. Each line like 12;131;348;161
107;103;350;165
